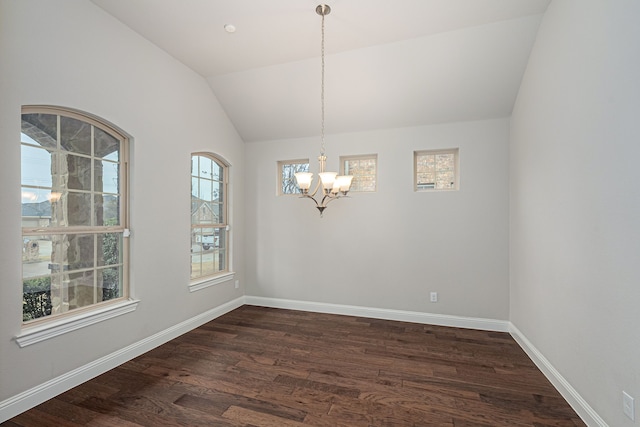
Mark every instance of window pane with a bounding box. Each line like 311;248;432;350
200;251;216;276
342;156;377;192
100;266;122;301
99;233;122;267
191;228;200;248
23;276;52;321
211;202;223;224
21;113;57;149
213;180;223;203
213;249;225;274
95;127;119;160
21;144;53;187
200;156;212;179
200;179;213;202
32;191;90;228
418;154;435;173
190;253;202;279
218;231;227;271
192;227;206;249
191;199;200;221
66;270;96;310
22;236;52;279
66;192;92;226
193;202;212;224
65;154;92;191
435;153;453;167
279;161;309;195
191;177;199;200
65;234;96;271
212;160;223;181
99;159;119;195
436;170;455;189
21;187;54;228
60;116;92;155
98;194;120;225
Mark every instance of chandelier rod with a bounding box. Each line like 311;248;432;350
319;4;327;158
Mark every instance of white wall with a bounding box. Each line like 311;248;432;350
0;0;244;406
245;119;510;320
510;1;640;425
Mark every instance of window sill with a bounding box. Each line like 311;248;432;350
15;298;140;348
189;271;235;293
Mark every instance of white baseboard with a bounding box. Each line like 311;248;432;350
0;296;244;423
1;296;605;427
244;296;510;332
509;323;608;427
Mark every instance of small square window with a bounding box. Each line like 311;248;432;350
340;154;377;192
278;159;309;195
414;149;459;191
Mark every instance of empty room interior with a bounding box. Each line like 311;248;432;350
1;0;639;426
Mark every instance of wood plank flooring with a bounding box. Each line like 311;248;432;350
3;305;586;426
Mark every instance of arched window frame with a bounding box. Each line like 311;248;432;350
189;152;234;292
16;105;137;347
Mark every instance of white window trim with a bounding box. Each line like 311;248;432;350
15;298;140;348
188;271;235;293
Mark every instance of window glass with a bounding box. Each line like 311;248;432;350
414;149;459;191
21;107;128;323
60;116;92;155
191;154;229;281
278;159;310;195
341;154;377;192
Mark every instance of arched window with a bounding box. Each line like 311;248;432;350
21;106;129;324
190;153;229;282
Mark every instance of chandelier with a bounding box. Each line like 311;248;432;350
295;4;353;217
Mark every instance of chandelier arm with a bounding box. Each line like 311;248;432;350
308;177;322;198
324;194;342;206
300;193;321;208
318;192;342;207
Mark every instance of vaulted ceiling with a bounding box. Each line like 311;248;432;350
90;0;551;142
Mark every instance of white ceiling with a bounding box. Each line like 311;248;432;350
90;0;551;142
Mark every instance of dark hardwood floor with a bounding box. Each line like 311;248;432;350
3;305;585;426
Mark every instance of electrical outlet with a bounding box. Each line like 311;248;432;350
430;292;438;303
234;280;239;289
623;391;635;420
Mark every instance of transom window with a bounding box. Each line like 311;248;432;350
341;154;377;192
278;159;309;195
21;106;129;324
414;149;459;191
191;153;229;280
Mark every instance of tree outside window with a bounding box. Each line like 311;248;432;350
278;159;309;195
